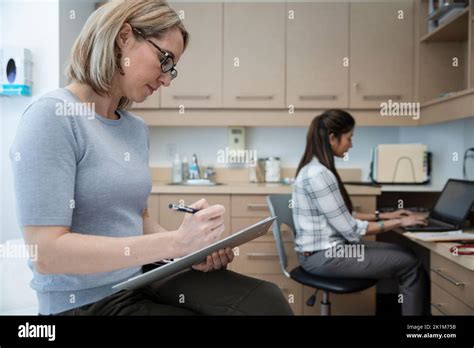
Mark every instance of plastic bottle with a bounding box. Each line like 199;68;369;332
172;154;182;183
181;156;189;182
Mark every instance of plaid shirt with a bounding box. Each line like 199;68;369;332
292;157;368;252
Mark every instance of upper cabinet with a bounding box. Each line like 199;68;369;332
223;3;286;108
161;2;223;108
286;2;349;109
349;1;414;108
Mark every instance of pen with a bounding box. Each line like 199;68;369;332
168;203;199;214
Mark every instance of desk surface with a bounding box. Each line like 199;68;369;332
401;231;474;271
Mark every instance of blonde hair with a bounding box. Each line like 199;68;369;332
66;0;189;109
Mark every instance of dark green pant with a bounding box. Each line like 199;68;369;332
55;269;294;315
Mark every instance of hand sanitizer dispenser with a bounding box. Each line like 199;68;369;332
0;48;33;96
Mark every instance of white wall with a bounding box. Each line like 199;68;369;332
0;0;60;315
149;118;474;185
1;0;60;242
149;126;401;180
59;0;96;87
399;118;473;187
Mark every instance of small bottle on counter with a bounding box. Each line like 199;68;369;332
172;153;182;183
265;157;281;183
181;156;189;181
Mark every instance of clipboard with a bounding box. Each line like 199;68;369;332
113;216;277;291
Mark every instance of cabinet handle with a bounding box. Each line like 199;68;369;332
235;95;274;100
353;205;361;212
431;303;449;315
362;95;402;101
172;95;211;100
431;268;465;287
247;253;279;260
299;95;338;101
247;203;268;211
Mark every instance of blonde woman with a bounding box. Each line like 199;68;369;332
10;0;292;316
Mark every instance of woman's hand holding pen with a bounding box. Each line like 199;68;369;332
175;198;225;255
173;198;235;272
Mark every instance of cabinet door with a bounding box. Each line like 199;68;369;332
131;91;160;109
349;1;414;108
161;3;223;108
158;194;231;239
287;2;349;109
223;3;285;108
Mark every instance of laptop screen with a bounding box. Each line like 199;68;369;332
432;180;474;225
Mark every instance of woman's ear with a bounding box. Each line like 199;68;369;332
328;133;338;147
116;23;133;50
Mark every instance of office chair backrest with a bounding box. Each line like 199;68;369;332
266;194;295;278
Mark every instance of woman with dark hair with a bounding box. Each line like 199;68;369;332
292;109;428;315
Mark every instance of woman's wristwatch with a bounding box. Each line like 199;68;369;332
374;210;381;222
376;220;385;232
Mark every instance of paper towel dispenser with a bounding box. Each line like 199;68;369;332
0;47;33;96
369;144;431;184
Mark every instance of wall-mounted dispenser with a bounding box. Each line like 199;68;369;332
0;48;33;96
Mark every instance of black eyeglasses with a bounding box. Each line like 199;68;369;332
131;26;177;80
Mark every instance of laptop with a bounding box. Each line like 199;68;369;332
404;179;474;232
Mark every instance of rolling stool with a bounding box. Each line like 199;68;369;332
266;194;377;315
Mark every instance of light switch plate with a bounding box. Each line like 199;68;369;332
228;127;246;151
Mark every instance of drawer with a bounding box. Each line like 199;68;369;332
430;252;474;308
231;217;294;242
431;281;474;315
351;196;376;214
231;241;297;275
231;195;271;217
252;274;303;315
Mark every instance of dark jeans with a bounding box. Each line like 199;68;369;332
53;269;294;316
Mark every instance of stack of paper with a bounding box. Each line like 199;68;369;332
404;231;474;242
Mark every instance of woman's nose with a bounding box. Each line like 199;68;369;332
158;72;172;87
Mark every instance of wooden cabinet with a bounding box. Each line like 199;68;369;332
286;2;349;109
430;251;474;315
157;194;231;239
161;2;223;108
349;1;414;108
351;195;376;214
223;3;286;108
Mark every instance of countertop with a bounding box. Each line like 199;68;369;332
402;231;474;271
151;181;382;195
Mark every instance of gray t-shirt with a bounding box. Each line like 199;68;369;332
9;88;152;314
